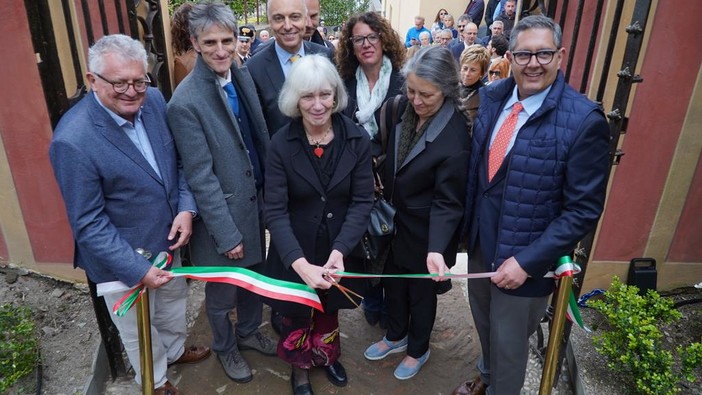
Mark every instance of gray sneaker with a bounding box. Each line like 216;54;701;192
218;349;252;383
238;330;277;356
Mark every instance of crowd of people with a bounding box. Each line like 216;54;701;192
48;1;611;395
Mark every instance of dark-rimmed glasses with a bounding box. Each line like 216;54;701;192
511;50;559;66
350;33;381;47
94;72;151;93
489;70;501;76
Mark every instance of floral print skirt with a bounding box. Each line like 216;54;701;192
278;309;341;369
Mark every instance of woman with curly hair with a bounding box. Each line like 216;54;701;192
458;45;491;122
337;12;405;140
170;2;196;86
336;11;405;330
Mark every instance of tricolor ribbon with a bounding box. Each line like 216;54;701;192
97;253;322;316
98;253;589;331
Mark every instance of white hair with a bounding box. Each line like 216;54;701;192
278;55;347;118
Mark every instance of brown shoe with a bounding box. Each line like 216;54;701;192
452;376;487;395
155;380;179;395
169;345;211;366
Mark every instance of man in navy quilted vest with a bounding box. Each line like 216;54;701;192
431;15;611;395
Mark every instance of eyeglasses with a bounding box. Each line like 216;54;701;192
350;33;381;47
511;49;559;66
94;72;151;93
489;70;502;76
439;12;447;16
457;24;466;29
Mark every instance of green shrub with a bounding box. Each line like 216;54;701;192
589;276;702;394
0;304;39;393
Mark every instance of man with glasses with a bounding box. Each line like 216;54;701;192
49;34;210;395
433;16;610;395
438;29;454;49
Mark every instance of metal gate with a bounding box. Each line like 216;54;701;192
25;0;173;129
537;0;655;388
24;0;172;380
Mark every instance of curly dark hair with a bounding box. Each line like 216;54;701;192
171;2;193;55
336;12;406;80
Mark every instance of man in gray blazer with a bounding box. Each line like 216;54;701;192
49;34;209;395
246;0;333;136
166;2;275;384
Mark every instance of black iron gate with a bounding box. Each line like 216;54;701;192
537;0;654;389
25;0;172;380
26;0;173;129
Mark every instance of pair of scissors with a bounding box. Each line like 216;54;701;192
323;271;363;308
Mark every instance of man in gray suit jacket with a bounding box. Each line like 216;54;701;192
166;2;276;384
49;34;209;395
246;0;333;136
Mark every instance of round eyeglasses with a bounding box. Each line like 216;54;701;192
94;72;151;93
350;33;381;47
510;50;559;66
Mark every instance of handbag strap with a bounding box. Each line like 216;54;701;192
378;94;402;156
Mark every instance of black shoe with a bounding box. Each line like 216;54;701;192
271;310;283;335
291;369;314;395
325;361;348;387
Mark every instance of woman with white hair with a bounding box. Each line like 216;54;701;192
264;54;374;395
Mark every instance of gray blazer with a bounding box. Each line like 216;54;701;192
167;56;269;267
49;89;196;286
247;41;333;136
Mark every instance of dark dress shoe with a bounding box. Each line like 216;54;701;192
452;376;487;395
325;361;348;387
155;380;179;395
291;371;314;395
271;310;284;335
169;345;211;366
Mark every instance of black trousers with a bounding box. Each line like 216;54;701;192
382;252;437;358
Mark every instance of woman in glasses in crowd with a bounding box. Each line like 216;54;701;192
431;8;449;31
336;11;406;329
488;57;511;84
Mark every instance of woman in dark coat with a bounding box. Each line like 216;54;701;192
364;46;471;380
458;44;491;122
336;11;406;328
264;54;374;395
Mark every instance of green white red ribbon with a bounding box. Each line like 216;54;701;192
97;252;322;316
98;253;588;331
334;255;590;332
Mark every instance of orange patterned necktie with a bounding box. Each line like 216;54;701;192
488;102;523;181
289;54;301;63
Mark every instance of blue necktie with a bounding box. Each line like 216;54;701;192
222;82;240;117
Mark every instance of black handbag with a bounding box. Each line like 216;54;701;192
352;95;402;274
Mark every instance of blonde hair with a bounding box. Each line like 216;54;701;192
460;45;491;76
